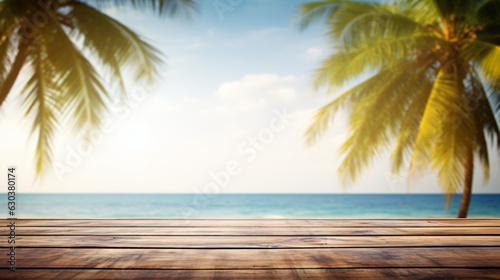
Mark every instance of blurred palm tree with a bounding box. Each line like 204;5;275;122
0;0;194;174
299;0;500;217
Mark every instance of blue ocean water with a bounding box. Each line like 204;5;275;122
1;193;499;218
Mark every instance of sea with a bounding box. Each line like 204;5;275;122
1;193;499;219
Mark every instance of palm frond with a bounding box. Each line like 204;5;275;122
0;0;195;175
299;0;500;216
19;37;60;175
430;109;473;199
391;79;433;174
404;0;441;25
65;0;196;18
422;0;481;21
424;65;476;201
337;63;428;183
472;96;490;182
314;34;440;90
323;1;382;41
463;40;500;85
0;1;18;83
332;6;428;48
306;63;401;144
477;24;500;47
67;2;163;96
410;63;473;184
0;30;13;85
298;0;349;30
128;0;196;17
468;67;500;153
476;0;500;25
299;0;430;45
40;18;108;132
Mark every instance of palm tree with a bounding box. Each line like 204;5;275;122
299;0;500;218
0;0;194;174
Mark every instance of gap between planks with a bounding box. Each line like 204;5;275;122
1;268;500;280
2;235;500;248
1;247;500;269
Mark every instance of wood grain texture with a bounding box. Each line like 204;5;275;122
1;269;500;280
2;226;499;236
2;247;500;269
4;235;500;248
1;218;499;279
6;218;500;227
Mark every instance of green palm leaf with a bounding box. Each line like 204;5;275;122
299;0;500;217
73;0;196;17
40;18;108;131
67;2;163;95
0;0;195;175
18;33;64;174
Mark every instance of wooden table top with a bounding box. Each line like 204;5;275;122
1;218;499;279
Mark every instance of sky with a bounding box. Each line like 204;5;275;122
0;0;499;194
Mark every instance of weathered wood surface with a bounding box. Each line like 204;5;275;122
2;269;500;280
12;218;500;227
4;235;500;248
1;247;500;269
3;226;500;236
1;218;499;279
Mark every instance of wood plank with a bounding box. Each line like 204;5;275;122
2;247;499;269
2;219;500;279
6;218;500;227
1;268;500;280
4;235;500;248
2;226;499;236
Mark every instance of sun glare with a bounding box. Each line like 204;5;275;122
118;121;150;150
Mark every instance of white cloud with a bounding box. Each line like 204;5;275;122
215;74;295;99
274;87;298;104
206;74;299;117
200;99;267;118
306;47;324;60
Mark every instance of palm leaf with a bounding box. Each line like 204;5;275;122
391;79;433;174
410;63;473;188
300;0;500;216
462;40;500;86
306;63;401;144
40;18;108;132
467;67;500;179
0;1;18;83
476;0;500;25
19;37;60;175
66;0;196;18
315;34;441;90
67;2;163;96
338;63;429;182
331;5;428;48
0;30;13;85
298;0;348;30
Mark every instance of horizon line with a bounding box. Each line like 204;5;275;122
3;192;499;195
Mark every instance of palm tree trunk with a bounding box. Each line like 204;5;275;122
0;40;31;108
457;149;474;218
